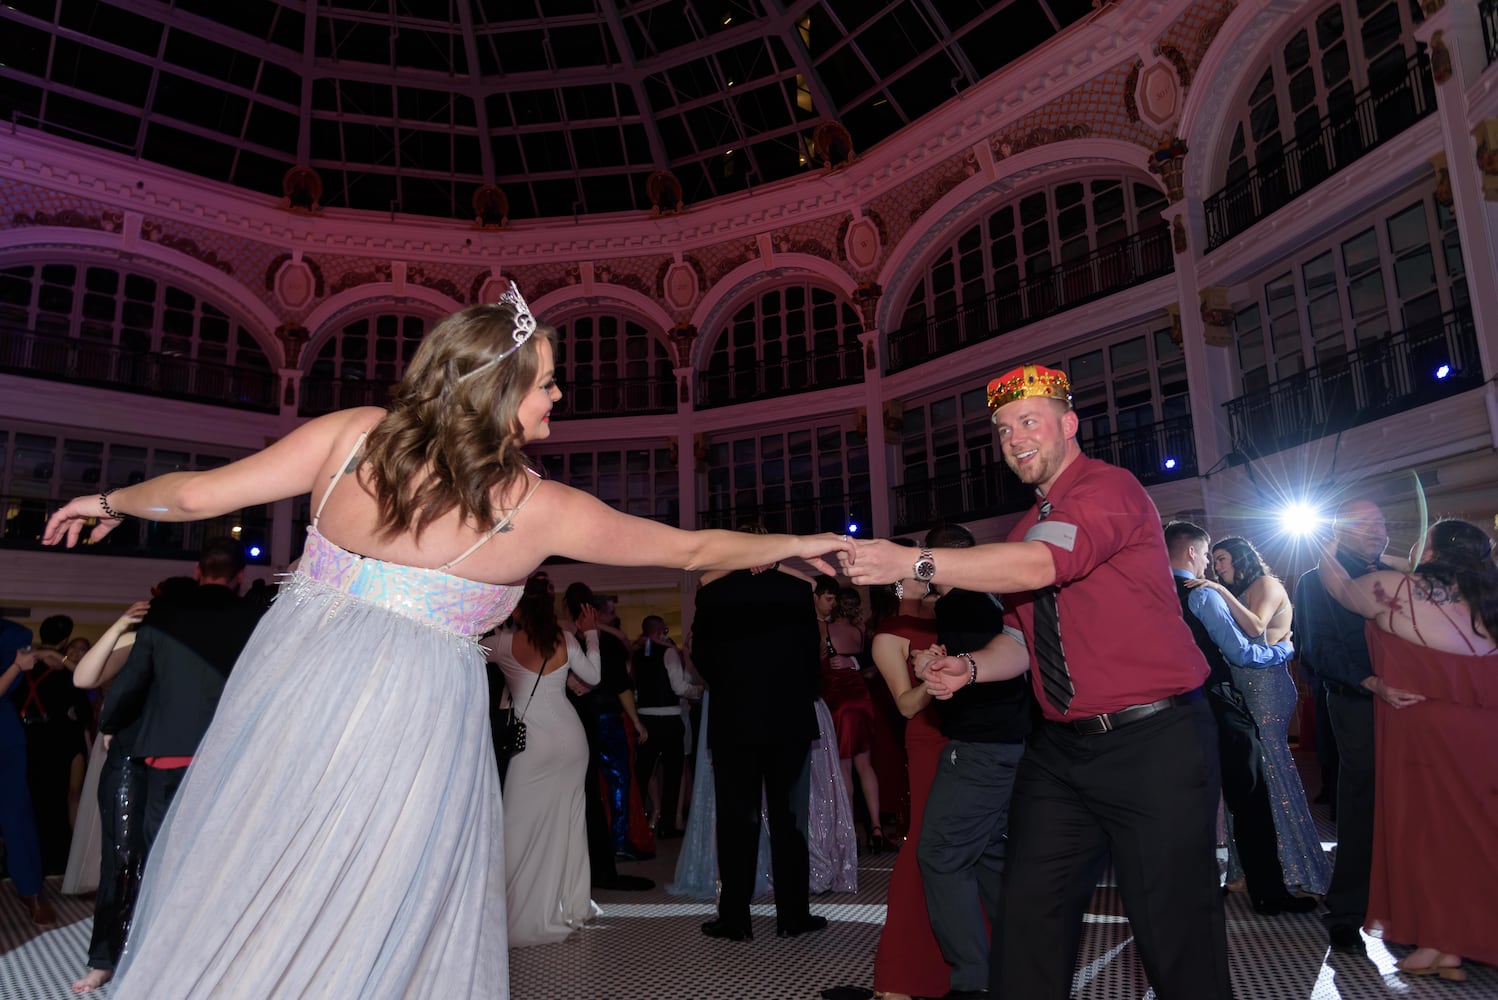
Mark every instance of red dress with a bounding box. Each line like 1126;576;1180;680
821;624;875;758
871;614;949;998
1366;613;1498;965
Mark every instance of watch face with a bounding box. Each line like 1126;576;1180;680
914;556;936;581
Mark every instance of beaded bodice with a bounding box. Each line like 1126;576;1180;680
293;527;521;640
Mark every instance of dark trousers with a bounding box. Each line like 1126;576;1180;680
1207;685;1293;904
86;747;146;970
0;740;44;896
1324;691;1375;932
1312;680;1339;809
25;722;79;874
635;713;686;829
998;699;1230;1000
141;763;189;852
918;739;1024;993
596;712;634;853
570;695;620;883
712;740;813;929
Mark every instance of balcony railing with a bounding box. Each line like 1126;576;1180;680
1205;52;1435;250
886;225;1174;374
1082;417;1198;487
892;417;1196;531
698;493;871;535
0;326;279;412
298;377;392;416
1224;306;1480;458
555;376;677;418
893;464;1032;533
1485;0;1498;66
0;493;272;563
695;342;863;409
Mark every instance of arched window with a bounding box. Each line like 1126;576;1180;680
698;283;862;408
1207;0;1429;247
551;312;675;417
890;177;1170;371
0;261;271;369
302;311;434;414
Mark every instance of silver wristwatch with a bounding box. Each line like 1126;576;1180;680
913;547;936;583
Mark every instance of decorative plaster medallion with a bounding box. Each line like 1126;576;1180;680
1137;60;1182;130
274;258;317;310
845;217;881;271
663;261;700;311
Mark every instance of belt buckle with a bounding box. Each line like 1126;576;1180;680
1097;712;1115;733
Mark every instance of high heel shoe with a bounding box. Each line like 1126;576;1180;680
866;829;888;854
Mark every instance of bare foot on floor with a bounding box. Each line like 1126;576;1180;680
72;968;113;993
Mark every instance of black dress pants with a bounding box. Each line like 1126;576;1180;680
712;740;812;929
635;714;686;829
1324;690;1375;933
998;699;1230;1000
1206;684;1293;904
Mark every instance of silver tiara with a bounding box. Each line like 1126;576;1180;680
460;282;536;381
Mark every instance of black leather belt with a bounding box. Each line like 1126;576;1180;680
1064;688;1202;735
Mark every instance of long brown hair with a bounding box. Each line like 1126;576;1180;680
514;574;562;660
362;301;554;540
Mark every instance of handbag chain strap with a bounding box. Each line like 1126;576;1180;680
512;649;550;726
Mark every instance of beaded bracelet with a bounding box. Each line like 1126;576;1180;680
99;487;125;520
960;651;978;687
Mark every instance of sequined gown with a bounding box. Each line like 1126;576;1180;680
113;466;531;998
668;693;857;898
1225;641;1331;895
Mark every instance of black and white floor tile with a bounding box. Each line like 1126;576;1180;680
2;807;1492;998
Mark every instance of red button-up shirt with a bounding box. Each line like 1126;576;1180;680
1005;454;1208;721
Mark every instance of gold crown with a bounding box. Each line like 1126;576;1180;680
986;364;1072;410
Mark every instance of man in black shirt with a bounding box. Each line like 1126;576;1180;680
915;523;1031;1000
1294;499;1390;952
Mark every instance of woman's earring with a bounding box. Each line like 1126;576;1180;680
893;581;905;599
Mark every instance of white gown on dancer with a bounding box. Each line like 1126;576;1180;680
491;629;602;945
112;435;535;1000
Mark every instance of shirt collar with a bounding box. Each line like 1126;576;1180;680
1034;451;1092;510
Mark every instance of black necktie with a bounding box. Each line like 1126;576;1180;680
1032;497;1074;714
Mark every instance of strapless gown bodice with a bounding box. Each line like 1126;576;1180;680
295;527;522;639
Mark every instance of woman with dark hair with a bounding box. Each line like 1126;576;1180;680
867;537;947;1000
1319;517;1498;980
43;289;851;1000
485;574;602;944
1193;535;1293;645
1189;535;1329;898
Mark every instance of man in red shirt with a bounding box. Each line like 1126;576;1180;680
848;365;1227;1000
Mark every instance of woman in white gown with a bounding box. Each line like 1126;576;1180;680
487;577;603;945
42;289;853;1000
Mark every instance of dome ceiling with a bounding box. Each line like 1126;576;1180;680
1;0;1098;222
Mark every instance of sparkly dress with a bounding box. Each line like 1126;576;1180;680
1224;635;1331;895
113;444;534;1000
871;614;949;1000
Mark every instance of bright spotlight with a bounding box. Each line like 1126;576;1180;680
1435;364;1451;380
1163;457;1177;470
846;522;859;535
248;545;263;558
1277;501;1324;538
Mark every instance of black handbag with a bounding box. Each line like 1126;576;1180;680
495;653;547;782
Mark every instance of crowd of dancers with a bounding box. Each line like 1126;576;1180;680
2;289;1494;999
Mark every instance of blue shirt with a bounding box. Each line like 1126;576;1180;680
1174;571;1294;669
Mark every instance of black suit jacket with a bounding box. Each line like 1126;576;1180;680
100;584;266;758
691;569;820;752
